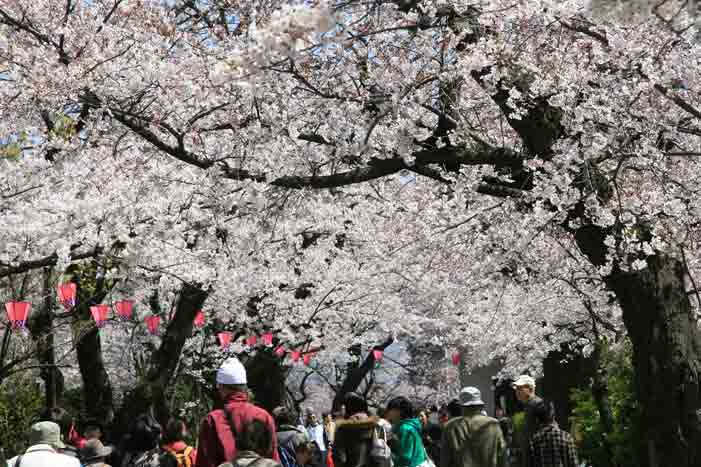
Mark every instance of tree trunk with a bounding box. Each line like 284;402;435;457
76;324;114;422
540;347;596;430
73;272;114;423
332;336;394;411
606;256;701;467
246;351;287;412
115;282;208;429
29;267;64;410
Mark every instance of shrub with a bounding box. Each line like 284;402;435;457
570;342;640;467
0;374;44;457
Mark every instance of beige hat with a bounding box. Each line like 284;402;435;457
81;439;113;464
29;421;65;449
459;387;485;407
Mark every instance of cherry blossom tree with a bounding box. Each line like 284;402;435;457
2;1;701;465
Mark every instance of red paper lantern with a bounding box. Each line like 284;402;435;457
303;353;313;366
372;349;383;362
5;301;31;330
245;335;257;347
193;310;205;328
291;351;301;362
114;300;134;321
262;332;274;346
90;305;110;328
451;353;461;366
274;346;286;357
145;315;160;335
218;331;232;350
57;283;77;309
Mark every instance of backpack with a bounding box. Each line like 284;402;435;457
161;447;193;467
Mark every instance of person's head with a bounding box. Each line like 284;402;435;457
385;397;415;424
323;413;332;424
126;413;162;452
307;413;318;426
83;421;103;440
343;392;367;418
29;421;66;450
80;438;113;466
237;419;274;458
162;418;189;444
39;407;72;441
446;399;462;419
272;406;295;428
495;407;505;418
458;387;485;413
532;400;556;427
438;408;449;425
512;375;536;403
216;358;248;399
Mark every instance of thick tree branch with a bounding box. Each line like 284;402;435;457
332;335;394;410
0;245;104;279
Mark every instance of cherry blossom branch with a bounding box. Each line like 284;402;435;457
0;7;70;64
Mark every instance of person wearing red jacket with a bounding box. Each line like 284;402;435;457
196;357;279;467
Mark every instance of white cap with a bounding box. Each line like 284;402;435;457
216;357;247;385
512;375;536;389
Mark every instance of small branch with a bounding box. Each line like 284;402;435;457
477;183;526;198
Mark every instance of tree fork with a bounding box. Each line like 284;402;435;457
145;282;208;425
332;335;394;411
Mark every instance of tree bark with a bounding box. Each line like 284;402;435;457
332;336;394;411
606;256;701;467
73;273;114;423
29;267;64;410
245;351;287;412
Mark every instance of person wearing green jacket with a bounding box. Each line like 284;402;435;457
441;387;507;467
385;397;428;467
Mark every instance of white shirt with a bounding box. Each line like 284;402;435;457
307;424;326;452
8;444;81;467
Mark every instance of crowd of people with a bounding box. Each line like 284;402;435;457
3;358;579;467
